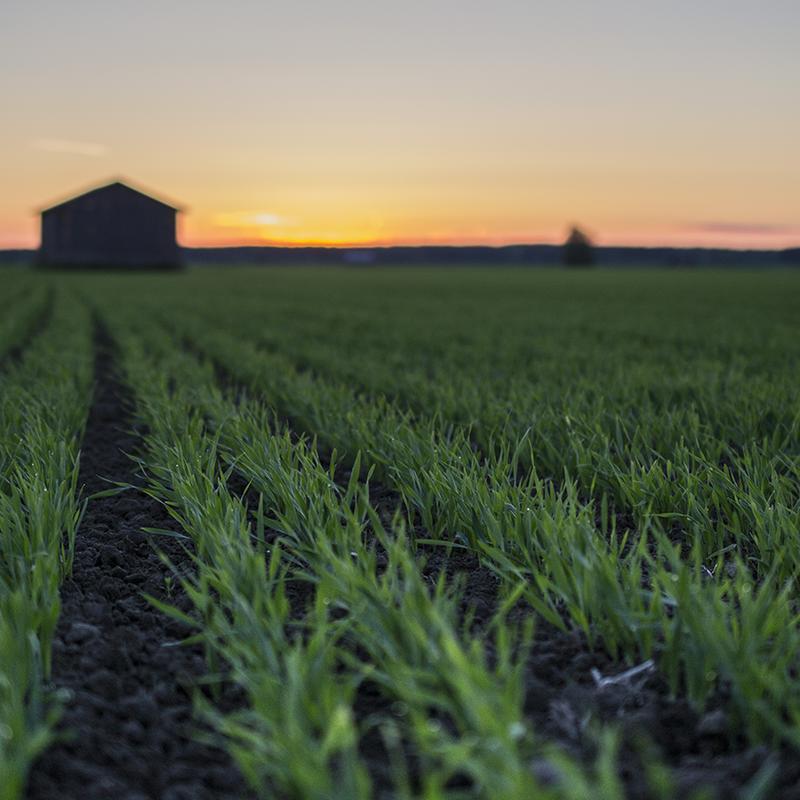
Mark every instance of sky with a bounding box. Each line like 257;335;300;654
1;0;798;249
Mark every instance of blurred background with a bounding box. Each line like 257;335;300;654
1;0;798;251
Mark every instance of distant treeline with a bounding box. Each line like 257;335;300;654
2;245;800;268
167;244;800;268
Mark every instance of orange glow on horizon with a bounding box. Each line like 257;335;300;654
2;3;798;257
178;213;800;251
1;186;798;253
2;215;798;252
181;234;800;251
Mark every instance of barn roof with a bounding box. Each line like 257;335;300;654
39;178;184;214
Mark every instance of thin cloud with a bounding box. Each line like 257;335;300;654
31;138;109;157
687;221;800;236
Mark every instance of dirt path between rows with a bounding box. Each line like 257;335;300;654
26;327;247;800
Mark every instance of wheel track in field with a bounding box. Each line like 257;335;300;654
26;323;249;800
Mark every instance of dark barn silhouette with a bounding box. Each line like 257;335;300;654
38;179;182;269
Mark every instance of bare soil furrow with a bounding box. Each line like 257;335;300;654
26;326;247;800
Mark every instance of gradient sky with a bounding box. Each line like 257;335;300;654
1;0;798;249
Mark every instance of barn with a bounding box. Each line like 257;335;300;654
38;179;182;269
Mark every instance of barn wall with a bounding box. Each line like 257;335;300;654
39;184;180;268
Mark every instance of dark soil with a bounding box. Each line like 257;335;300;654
26;328;249;800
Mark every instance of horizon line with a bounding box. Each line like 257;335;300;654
2;239;798;254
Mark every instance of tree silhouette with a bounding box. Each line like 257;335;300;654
563;226;595;267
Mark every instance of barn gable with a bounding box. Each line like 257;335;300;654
38;180;182;269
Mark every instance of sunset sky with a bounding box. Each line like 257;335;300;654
1;0;798;249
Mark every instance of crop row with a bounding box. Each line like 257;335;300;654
0;284;52;364
146;304;800;751
181;289;799;579
90;302;683;799
0;290;92;798
3;269;796;798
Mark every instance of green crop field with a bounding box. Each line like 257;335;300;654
3;266;800;799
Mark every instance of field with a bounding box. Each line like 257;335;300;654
2;265;800;799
